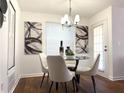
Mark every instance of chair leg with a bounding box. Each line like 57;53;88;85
47;73;49;78
76;74;80;84
65;82;67;93
47;73;49;81
91;76;96;93
56;82;59;90
72;78;75;93
40;73;46;88
74;77;78;92
60;82;64;88
49;81;53;93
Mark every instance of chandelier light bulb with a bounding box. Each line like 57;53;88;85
74;14;80;25
64;14;69;24
67;20;71;25
61;17;65;25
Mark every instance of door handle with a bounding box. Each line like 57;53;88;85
104;49;107;52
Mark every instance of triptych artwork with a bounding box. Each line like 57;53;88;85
24;21;88;55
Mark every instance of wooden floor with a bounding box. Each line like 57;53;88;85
13;75;124;93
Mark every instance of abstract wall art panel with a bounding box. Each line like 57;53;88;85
24;21;42;55
75;25;88;54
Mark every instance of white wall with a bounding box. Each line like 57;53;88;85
10;0;22;92
112;7;124;80
0;0;22;93
89;6;113;79
21;12;88;77
0;5;9;93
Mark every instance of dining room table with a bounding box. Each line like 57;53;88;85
64;56;90;83
65;56;79;71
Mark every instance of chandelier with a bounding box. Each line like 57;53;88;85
61;0;80;27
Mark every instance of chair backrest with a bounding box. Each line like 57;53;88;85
39;53;48;72
47;55;73;82
90;54;100;75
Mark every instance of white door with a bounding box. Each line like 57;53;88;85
92;21;108;77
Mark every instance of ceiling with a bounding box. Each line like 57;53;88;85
18;0;111;17
113;0;124;7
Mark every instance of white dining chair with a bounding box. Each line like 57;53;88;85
76;54;100;93
39;53;49;88
47;55;77;93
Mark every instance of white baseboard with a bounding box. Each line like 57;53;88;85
21;73;43;78
0;76;8;93
9;75;21;93
109;76;124;81
9;73;43;93
109;76;115;81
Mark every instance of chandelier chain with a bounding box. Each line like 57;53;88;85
69;0;72;17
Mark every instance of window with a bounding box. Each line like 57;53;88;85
45;22;75;55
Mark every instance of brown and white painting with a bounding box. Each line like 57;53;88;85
24;21;42;55
75;26;88;54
